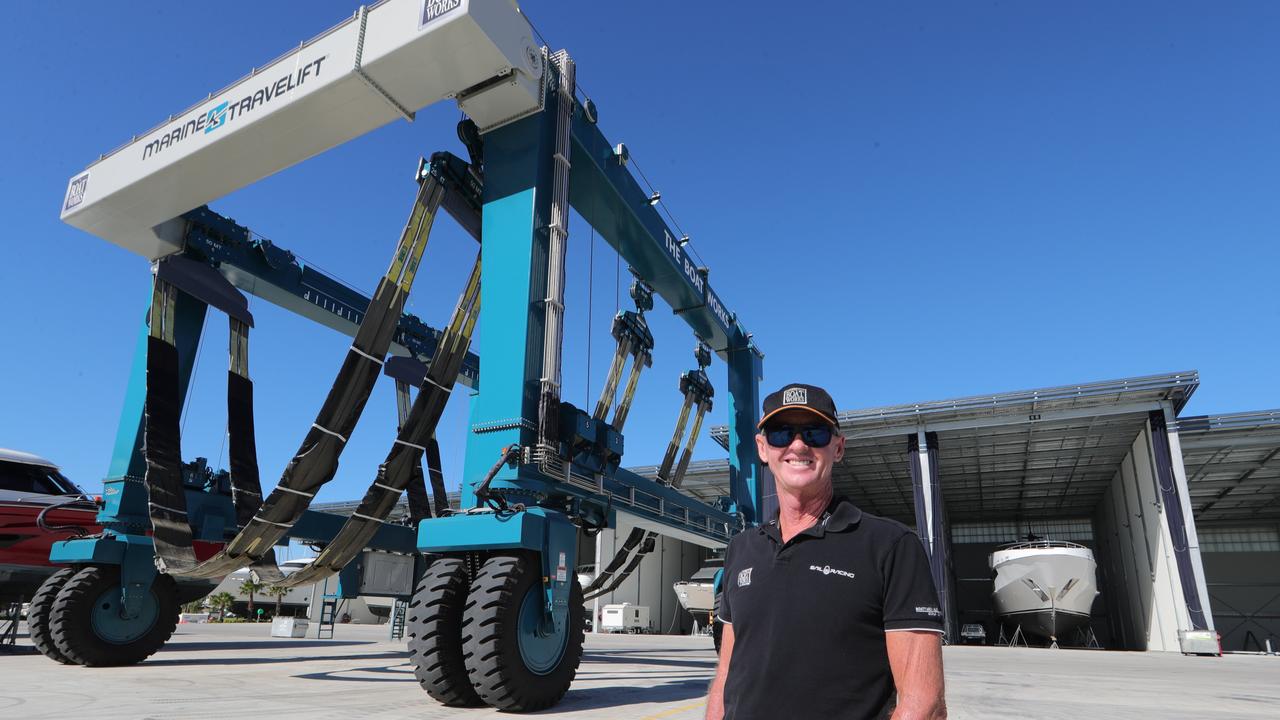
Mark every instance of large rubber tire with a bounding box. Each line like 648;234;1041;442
49;565;179;667
29;567;79;664
407;558;483;707
462;555;585;712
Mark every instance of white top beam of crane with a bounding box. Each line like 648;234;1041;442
60;0;544;260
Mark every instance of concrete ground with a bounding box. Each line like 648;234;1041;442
2;623;1277;719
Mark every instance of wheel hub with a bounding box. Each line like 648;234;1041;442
90;586;158;644
517;586;567;674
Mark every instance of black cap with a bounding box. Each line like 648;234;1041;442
758;383;839;429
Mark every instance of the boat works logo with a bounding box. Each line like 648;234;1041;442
737;568;752;587
783;387;808;405
421;0;462;27
63;172;89;211
140;55;328;161
809;564;855;580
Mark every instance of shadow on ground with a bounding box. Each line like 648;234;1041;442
534;679;709;713
163;640;374;652
146;650;407;667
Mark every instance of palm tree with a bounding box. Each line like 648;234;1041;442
238;578;266;620
208;592;235;621
265;584;289;618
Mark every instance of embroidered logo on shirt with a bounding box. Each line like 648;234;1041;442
915;606;943;617
783;387;808;405
809;564;856;580
738;568;753;587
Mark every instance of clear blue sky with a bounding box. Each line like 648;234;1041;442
2;1;1277;500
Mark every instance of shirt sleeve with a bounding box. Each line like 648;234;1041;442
718;537;737;625
881;532;945;633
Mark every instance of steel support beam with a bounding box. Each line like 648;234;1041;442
727;344;766;524
459;109;559;508
102;285;208;531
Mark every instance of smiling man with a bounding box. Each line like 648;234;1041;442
705;384;947;720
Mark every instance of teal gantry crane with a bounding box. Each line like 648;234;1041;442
45;1;765;712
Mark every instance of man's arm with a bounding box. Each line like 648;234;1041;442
704;623;735;720
885;630;946;719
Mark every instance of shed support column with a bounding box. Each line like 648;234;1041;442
1153;405;1215;631
908;430;952;640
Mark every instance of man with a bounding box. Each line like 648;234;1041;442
706;383;946;720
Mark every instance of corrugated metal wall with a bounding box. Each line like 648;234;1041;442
577;517;710;635
1091;420;1192;650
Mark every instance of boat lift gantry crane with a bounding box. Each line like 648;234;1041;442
50;0;765;712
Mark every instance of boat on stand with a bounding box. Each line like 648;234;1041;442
672;558;722;633
990;538;1099;646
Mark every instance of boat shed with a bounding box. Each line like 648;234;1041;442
707;371;1234;652
313;376;1277;651
1176;410;1280;651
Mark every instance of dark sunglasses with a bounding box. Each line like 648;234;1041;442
762;424;835;448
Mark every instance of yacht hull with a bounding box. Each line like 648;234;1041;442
991;542;1098;643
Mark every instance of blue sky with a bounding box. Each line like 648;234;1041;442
2;1;1277;500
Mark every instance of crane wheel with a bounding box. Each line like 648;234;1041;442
462;554;584;712
48;565;179;667
408;557;484;707
29;567;79;664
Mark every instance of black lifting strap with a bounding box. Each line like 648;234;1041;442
176;173;445;581
584;351;714;601
278;252;480;589
425;435;450;518
143;264;282;580
143;314;197;571
395;377;437;525
585;534;656;600
583;526;648;596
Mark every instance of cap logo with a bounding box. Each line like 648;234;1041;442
783;387;808;405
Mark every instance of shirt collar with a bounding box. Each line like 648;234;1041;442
760;496;863;540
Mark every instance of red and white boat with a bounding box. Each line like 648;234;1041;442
0;448;101;603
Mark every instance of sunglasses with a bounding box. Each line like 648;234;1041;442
762;424;835;448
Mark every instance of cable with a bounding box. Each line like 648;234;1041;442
628;154;710;269
36;496;95;537
179;311;209;435
524;11;711;274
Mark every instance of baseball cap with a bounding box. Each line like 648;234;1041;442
758;383;839;429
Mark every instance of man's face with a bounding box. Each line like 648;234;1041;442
756;409;844;497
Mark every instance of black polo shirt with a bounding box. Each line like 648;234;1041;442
719;497;943;720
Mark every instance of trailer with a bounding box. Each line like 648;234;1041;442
601;603;651;634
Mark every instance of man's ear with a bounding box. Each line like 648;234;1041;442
756;433;769;464
833;434;845;463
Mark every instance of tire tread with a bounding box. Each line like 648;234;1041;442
407;558;484;707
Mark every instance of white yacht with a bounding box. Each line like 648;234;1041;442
990;539;1099;643
672;559;722;620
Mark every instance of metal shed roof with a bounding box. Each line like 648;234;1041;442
704;372;1199;524
1177;410;1280;523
